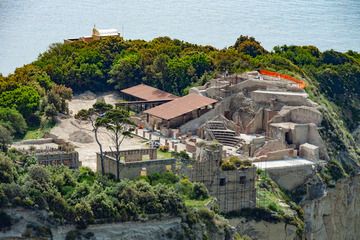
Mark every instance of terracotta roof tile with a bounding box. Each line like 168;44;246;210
121;84;178;101
144;93;217;120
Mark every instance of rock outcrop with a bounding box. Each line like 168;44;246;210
229;217;298;240
303;174;360;240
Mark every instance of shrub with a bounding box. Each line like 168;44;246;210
0;153;16;183
191;182;209;200
147;172;179;185
74;202;94;229
221;161;236;171
159;145;169;152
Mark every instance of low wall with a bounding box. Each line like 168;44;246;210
15;138;53;145
254;148;297;162
251;90;311;106
97;153;177;179
103;149;157;162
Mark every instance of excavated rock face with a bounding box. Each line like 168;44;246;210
229;93;260;127
303;175;360;240
229;218;298;240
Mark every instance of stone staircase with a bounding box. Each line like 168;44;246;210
206;121;241;147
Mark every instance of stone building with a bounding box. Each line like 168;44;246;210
189;141;256;213
64;26;120;43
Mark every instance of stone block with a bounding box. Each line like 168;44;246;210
300;143;319;161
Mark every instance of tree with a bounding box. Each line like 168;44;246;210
96;108;135;180
0;86;41;124
44;103;57;122
109;53;143;90
0;108;27;137
191;182;209;200
47;84;73;115
234;35;267;57
0;153;16;183
0;124;13;152
75;102;113;175
74;201;94;229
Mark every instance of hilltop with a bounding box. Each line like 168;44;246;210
0;35;359;239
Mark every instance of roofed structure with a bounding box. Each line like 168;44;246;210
121;84;178;101
144;93;217;121
64;26;121;43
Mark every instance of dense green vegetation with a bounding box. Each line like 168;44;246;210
0;151;215;229
0;65;72;143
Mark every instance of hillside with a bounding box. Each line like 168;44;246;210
0;35;359;239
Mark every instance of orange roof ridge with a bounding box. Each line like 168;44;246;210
121;84;178;101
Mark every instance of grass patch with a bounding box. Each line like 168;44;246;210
184;198;212;208
23;120;55;140
156;149;173;159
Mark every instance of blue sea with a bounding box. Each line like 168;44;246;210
1;0;360;75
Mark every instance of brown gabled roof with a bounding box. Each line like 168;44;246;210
144;93;217;120
121;84;178;101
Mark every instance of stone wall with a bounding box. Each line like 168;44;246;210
254;139;287;157
36;151;80;168
244;108;264;134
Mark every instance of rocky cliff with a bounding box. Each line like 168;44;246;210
303;174;360;240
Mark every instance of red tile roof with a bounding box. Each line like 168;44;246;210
144;93;217;120
121;84;178;101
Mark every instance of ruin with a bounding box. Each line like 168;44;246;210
13;138;81;168
126;69;328;192
188;141;256;212
96;149;176;179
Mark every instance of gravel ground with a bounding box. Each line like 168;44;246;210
50;92;147;170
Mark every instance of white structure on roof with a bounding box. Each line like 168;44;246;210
92;27;120;37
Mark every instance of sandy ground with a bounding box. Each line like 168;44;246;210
50;92;147;170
